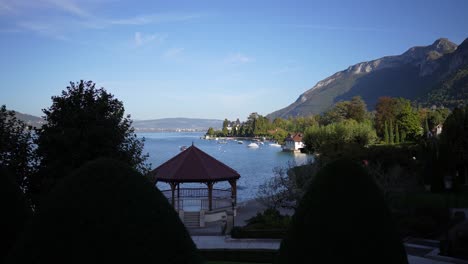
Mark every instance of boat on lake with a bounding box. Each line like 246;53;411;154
237;141;244;144
269;143;282;147
247;142;259;148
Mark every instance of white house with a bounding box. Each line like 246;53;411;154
282;133;305;152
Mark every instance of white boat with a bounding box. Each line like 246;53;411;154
247;142;259;148
269;143;282;147
237;141;244;144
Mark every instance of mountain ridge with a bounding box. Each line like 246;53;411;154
268;37;468;119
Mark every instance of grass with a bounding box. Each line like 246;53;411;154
206;262;271;264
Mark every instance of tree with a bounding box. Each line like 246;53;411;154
347;96;368;122
256;162;319;210
425;118;430;137
395;98;422;140
0;105;35;196
384;121;389;144
206;127;215;136
303;120;377;160
439;106;468;187
222;118;229;136
395;123;400;144
278;159;408;264
389;120;394;144
33;81;149;206
375;97;398;138
321;96;368;125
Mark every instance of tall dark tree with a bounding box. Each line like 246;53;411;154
425;118;430;137
0;105;35;195
395;123;400;144
222;118;229;136
389;120;394;144
375;97;398;137
439;106;468;186
384;121;389;144
32;81;149;206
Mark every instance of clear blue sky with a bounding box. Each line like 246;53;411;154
1;0;467;121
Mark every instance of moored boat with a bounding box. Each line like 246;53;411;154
247;142;259;148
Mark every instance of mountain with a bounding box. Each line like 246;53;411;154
14;111;45;128
132;118;223;132
268;38;468;119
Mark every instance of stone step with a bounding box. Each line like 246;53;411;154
184;212;200;228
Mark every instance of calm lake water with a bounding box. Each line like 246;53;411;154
138;132;313;202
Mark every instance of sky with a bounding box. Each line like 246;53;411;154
1;0;467;121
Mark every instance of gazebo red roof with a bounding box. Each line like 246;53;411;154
149;144;240;183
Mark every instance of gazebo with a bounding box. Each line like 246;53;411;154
148;144;240;214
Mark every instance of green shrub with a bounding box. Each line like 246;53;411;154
7;158;202;264
200;249;277;263
230;208;290;239
245;208;291;229
278;159;408;264
230;227;286;239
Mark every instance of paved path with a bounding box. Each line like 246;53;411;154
192;236;468;264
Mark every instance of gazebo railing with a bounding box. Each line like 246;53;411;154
161;188;233;211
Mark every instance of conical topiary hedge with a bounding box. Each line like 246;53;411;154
0;168;32;262
7;158;203;264
278;159;408;264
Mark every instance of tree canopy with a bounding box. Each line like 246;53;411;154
32;81;149;206
0;105;35;195
438;105;468;185
375;97;423;142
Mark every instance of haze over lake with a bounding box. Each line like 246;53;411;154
139;132;312;202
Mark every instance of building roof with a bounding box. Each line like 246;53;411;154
285;133;303;142
149;144;240;183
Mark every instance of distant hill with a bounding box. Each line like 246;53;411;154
13;111;45;128
10;111;221;132
132;118;223;132
268;37;468;119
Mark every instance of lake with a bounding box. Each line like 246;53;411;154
139;132;313;202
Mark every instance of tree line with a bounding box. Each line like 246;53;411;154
207;96;451;147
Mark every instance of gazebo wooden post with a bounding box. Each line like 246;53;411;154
170;183;176;208
207;182;213;211
177;183;181;211
228;179;237;206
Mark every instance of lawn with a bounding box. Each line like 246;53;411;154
206;262;271;264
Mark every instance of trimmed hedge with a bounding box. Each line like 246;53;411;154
0;168;32;262
231;226;286;239
7;158;203;264
278;159;408;264
200;249;277;263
